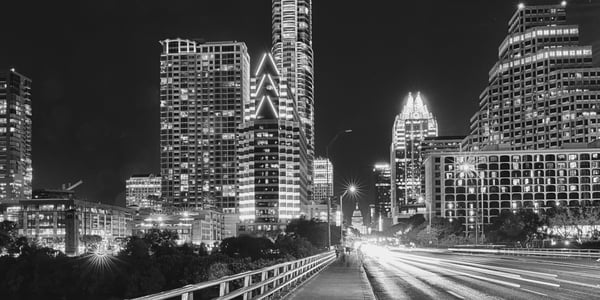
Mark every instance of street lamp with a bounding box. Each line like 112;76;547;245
325;129;352;248
458;158;484;245
340;185;357;247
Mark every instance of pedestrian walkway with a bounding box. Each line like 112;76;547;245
285;250;376;300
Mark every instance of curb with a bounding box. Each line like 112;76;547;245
358;254;378;300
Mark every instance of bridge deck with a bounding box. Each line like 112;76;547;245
285;250;375;300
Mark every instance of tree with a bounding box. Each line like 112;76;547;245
275;234;316;258
285;218;328;248
547;207;600;244
219;236;276;260
485;210;544;244
81;235;103;252
0;221;18;253
142;229;179;256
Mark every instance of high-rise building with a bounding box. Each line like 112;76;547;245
312;157;333;202
238;53;308;233
373;163;391;220
159;39;250;211
272;0;315;187
0;69;32;201
125;174;161;210
390;92;438;223
468;2;600;151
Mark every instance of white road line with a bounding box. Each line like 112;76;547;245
446;290;465;299
556;278;600;289
520;288;548;297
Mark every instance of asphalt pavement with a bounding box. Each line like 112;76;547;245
361;245;600;300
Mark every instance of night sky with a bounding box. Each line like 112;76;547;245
0;1;599;209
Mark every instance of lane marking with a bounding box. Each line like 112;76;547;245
446;290;465;299
520;288;548;297
556;278;600;289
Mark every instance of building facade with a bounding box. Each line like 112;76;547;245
306;199;328;222
312;157;333;202
420;136;466;159
390;92;438;223
0;194;132;256
424;145;600;236
373;163;391;220
468;3;600;151
132;208;223;247
0;69;32;201
237;53;308;233
272;0;315;189
159;39;250;211
125;174;162;210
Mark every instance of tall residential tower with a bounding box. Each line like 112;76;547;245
272;0;315;186
468;2;600;151
159;39;250;211
0;69;32;201
390;92;437;223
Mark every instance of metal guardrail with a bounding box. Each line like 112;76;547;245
448;247;600;259
130;251;336;300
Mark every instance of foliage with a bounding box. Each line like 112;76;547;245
81;234;103;252
219;235;277;259
546;207;600;244
0;221;327;300
0;221;18;252
275;234;317;258
411;218;464;246
485;210;544;244
286;218;332;248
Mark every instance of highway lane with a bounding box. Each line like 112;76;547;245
360;245;600;300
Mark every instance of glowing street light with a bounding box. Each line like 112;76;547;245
340;184;357;246
457;157;484;245
325;129;352;248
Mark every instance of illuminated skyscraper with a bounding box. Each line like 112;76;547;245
468;2;600;151
0;69;32;201
159;39;250;210
373;163;391;220
237;53;308;232
272;0;314;185
390;92;437;223
312;157;333;202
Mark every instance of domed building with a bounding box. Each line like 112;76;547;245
351;201;367;235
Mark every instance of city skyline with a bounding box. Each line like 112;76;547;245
0;1;598;206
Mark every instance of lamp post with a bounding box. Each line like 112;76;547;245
458;158;484;245
325;129;352;248
340;185;357;247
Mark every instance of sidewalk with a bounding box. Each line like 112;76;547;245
285;250;376;300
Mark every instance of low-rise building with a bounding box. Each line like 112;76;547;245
132;208;223;247
424;143;600;236
0;191;132;256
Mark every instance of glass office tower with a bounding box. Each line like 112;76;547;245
238;53;308;232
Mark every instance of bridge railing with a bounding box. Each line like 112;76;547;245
130;250;336;300
448;247;600;259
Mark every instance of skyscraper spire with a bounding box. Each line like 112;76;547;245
390;91;438;224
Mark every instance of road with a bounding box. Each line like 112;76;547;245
360;245;600;300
